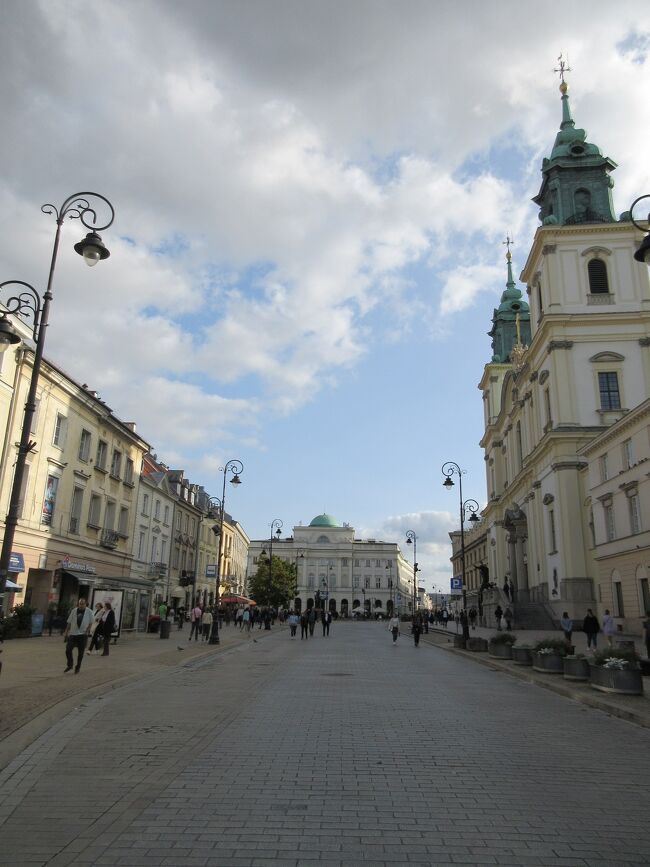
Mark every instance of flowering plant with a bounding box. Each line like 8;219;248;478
602;657;629;670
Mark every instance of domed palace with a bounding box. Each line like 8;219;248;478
245;514;416;617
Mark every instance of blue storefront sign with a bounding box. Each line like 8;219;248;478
9;552;25;573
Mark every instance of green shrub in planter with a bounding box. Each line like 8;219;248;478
489;632;517;646
11;604;34;633
533;638;568;657
589;649;643;695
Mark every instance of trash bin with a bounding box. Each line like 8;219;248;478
159;619;171;639
31;613;44;637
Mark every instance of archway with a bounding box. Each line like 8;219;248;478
386;599;394;615
306;597;314;610
329;597;337;615
340;599;349;617
294;597;302;613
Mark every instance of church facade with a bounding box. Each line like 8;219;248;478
477;77;650;631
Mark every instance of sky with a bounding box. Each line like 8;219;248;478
0;1;648;591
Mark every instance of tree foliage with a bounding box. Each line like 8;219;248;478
248;556;297;608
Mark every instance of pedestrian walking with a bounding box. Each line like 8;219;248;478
46;601;58;637
177;605;185;630
442;608;449;629
469;606;478;630
308;607;316;637
583;608;600;651
288;611;299;638
201;607;213;641
503;579;510;601
243;607;252;632
412;613;422;647
494;604;503;630
300;610;309;639
388;614;400;644
158;600;168;620
63;597;94;674
321;609;332;637
504;607;513;631
98;602;116;656
560;611;573;645
189;604;203;641
87;602;105;654
602;609;616;646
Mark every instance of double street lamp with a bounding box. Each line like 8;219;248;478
207;459;243;644
442;461;479;623
261;518;282;609
0;192;114;611
630;195;650;264
405;530;419;614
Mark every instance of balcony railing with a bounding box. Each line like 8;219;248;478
149;562;168;576
100;529;119;549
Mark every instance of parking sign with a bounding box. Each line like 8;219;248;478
450;577;463;595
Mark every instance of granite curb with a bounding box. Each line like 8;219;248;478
421;630;650;729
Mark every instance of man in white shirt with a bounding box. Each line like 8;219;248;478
189;604;203;641
63;597;95;673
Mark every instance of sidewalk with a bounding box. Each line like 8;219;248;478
421;624;650;730
0;621;281;767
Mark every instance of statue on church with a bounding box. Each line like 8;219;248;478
565;188;607;225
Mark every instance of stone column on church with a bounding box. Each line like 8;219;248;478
515;534;528;595
507;533;518;591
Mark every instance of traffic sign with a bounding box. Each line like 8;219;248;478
450;577;463;595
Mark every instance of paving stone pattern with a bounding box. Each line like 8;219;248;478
1;624;649;866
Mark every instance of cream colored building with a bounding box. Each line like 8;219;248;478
0;342;151;628
130;453;176;605
579;398;650;632
246;514;415;617
477;80;650;630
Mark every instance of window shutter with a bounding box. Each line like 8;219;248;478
588;259;609;294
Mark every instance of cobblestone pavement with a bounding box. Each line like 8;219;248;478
1;623;649;866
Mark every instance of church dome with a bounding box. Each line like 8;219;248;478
309;513;341;528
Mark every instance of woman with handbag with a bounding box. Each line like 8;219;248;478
87;602;105;655
99;602;116;657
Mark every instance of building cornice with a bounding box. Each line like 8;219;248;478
579;397;650;456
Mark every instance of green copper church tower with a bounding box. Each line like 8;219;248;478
488;246;531;363
533;75;617;226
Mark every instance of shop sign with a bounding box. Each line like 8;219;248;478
9;552;25;572
206;564;217;578
61;556;97;575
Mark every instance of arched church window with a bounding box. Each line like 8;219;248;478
588;259;609;294
316;535;330;544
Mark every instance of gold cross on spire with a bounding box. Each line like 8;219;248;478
503;234;514;260
554;53;571;84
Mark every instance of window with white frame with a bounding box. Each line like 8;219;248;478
30;398;40;434
353;575;359;588
118;506;129;537
88;493;101;527
628;490;641;535
110;449;122;479
548;509;557;553
124;458;134;485
69;487;84;534
599;453;609;483
96;440;108;470
622;438;634;470
53;413;68;448
364;575;370;588
142;493;150;516
598;372;621;411
104;500;116;531
375;576;381;589
604;500;616;542
154;499;161;520
164;505;170;524
78;429;91;462
137;530;146;561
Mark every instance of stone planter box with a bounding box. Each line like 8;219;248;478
532;652;564;673
589;665;643;695
511;646;533;666
488;643;513;660
466;637;488;652
453;635;466;649
563;656;590;681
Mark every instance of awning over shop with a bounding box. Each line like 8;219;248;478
61;569;97;585
220;594;256;606
170;586;186;597
95;576;154;591
5;579;23;592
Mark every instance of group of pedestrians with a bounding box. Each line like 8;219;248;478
388;612;428;647
63;596;116;674
561;608;630;651
286;608;332;639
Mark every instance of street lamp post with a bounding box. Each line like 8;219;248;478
208;459;243;644
630;196;650;264
0;192;114;612
442;461;479;630
262;519;283;610
405;531;419;615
